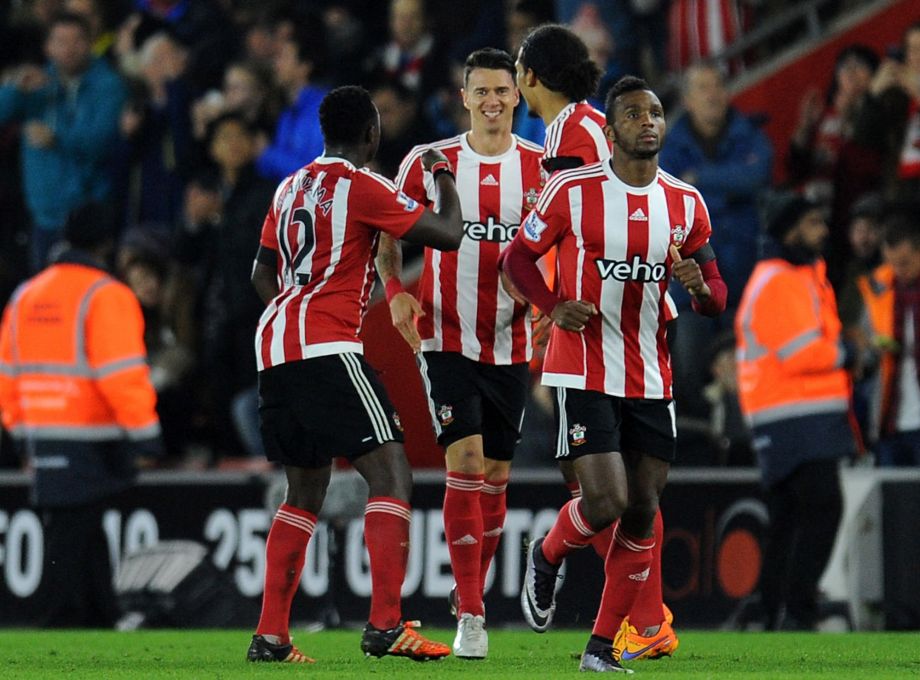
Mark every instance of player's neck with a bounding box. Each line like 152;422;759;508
324;145;366;167
610;156;658;187
539;94;574;127
466;129;513;157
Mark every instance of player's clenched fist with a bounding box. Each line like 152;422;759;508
420;147;450;173
670;245;710;298
550;300;597;332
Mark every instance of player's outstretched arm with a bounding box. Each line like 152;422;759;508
401;148;463;251
376;233;425;353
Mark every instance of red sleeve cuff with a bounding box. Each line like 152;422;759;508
691;258;727;317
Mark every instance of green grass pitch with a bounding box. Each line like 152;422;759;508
0;629;918;679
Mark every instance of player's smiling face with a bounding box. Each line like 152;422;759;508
605;89;666;160
463;67;519;134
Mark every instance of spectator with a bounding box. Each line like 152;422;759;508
176;114;276;460
854;213;920;466
191;59;279;144
64;0;123;60
659;60;772;415
256;23;327;182
371;81;436;180
702;330;753;466
0;202;163;627
788;44;882;286
838;192;885;329
856;22;920;204
735;193;856;630
120;242;195;462
0;12;126;271
365;0;448;103
116;31;194;226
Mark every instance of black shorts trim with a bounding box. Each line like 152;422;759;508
554;387;676;462
417;351;529;460
258;354;403;469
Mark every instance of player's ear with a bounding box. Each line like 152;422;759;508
461;88;471;112
603;123;615;144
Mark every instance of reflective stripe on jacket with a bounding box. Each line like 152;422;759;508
0;254;160;506
735;257;850;427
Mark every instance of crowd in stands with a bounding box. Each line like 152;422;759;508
0;0;918;471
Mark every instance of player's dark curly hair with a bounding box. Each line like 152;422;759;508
319;86;377;146
604;75;652;115
464;47;516;86
518;24;601;101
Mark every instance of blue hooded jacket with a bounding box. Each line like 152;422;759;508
0;57;126;231
659;108;773;308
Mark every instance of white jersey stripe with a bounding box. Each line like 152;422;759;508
456;159;482;360
602;181;628;397
493;150;524;364
578;116;611;163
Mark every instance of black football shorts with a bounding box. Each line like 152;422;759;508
554;387;676;462
258;353;403;469
417;351;530;460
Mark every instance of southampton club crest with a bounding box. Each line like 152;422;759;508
525;187;539;208
671;224;688;248
438;404;454;426
569;423;586;446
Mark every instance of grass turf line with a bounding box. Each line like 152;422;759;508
0;630;918;679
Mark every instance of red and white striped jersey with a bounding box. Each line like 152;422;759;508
256;156;424;370
543;101;611;168
396;133;545;364
668;0;745;72
515;161;711;399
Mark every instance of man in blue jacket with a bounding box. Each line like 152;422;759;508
659;61;773;414
0;13;126;272
256;24;327;182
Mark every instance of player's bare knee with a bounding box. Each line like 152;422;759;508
581;488;627;530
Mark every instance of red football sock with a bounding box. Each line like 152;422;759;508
365;496;412;630
592;526;655;640
566;481;581;498
256;504;316;643
479;477;508;593
541;498;597;565
589;524;615;560
444;472;485;616
629;509;665;630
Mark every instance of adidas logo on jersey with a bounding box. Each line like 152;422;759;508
480;173;499;186
628;567;650;582
452;534;479;546
463;216;519;242
596;255;667;282
629;207;648;221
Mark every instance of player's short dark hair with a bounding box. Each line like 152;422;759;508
518;24;601;101
605;75;653;117
463;48;515;86
319;86;377;146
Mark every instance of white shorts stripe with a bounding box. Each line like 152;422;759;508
340;353;393;443
556;387;569;459
415;353;442;437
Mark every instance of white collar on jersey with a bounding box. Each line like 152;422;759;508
459;131;517;162
314;155;356;170
546;101;582;130
601;159;660;194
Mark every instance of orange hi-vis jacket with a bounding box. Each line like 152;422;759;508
735;257;850;429
856;263;896;440
0;252;161;507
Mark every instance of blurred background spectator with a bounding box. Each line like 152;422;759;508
659;61;773;417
